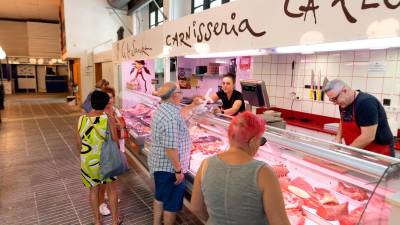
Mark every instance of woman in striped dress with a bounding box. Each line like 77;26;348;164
76;90;122;225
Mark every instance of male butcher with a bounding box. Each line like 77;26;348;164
323;79;394;156
148;82;202;225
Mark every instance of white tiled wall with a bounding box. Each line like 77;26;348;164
252;48;400;128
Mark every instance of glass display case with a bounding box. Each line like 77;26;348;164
121;91;400;225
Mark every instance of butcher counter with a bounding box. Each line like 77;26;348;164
120;90;400;225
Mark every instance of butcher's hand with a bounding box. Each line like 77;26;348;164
335;137;342;144
212;107;221;114
192;96;205;106
175;173;185;185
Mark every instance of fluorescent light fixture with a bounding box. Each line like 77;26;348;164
194;43;210;54
273;37;400;54
215;59;229;64
29;58;37;64
0;46;6;59
185;49;267;58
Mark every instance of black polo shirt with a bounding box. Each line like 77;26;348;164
216;90;245;116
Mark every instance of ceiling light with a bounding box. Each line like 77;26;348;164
185;49;267;58
273;37;400;54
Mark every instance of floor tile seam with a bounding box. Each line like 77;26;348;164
37;102;51;116
36;207;77;218
2;113;82;122
52;103;70;116
61;178;83;225
123;179;153;211
27;102;36;117
47;116;79;161
33;191;41;224
37;213;81;225
124;213;153;223
58;113;78;132
33;118;59;182
21;119;30;157
47;104;64;115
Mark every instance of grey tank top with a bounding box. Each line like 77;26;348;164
201;155;269;225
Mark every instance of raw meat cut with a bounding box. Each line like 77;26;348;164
301;188;337;209
134;124;151;135
302;197;321;209
271;164;289;177
313;187;339;205
316;202;349;221
191;141;225;155
288;185;311;199
286;209;305;225
288;177;314;199
339;206;364;225
125;104;151;116
142;117;152;125
337;182;369;201
283;192;303;210
192;135;222;143
290;177;314;193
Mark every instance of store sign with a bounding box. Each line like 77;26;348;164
163;0;400;56
114;0;400;59
112;26;163;62
284;0;400;24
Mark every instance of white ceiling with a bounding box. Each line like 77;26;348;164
0;0;61;22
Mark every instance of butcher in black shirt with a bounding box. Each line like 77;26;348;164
210;74;245;116
323;79;394;156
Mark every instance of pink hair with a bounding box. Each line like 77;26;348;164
228;112;265;146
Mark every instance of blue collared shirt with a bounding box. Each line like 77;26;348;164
148;102;191;174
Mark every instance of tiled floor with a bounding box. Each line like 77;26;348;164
0;93;202;225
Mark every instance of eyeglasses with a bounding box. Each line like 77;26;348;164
248;136;267;146
329;89;343;102
260;137;267;146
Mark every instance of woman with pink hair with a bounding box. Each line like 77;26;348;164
191;112;290;225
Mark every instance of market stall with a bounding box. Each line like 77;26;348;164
118;91;400;225
112;1;400;224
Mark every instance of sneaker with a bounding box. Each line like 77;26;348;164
99;203;111;216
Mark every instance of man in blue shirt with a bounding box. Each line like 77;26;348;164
149;82;202;225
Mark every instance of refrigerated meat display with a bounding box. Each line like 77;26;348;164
121;91;400;225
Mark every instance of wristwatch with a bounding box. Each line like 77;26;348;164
174;169;182;174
